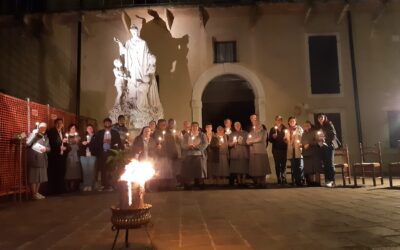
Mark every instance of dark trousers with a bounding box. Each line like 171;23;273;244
321;144;335;182
290;158;304;185
272;149;287;183
47;154;66;195
98;152;113;188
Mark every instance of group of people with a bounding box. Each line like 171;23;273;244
26;112;338;200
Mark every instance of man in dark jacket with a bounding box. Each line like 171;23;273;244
268;115;288;184
46;118;67;195
90;118;124;191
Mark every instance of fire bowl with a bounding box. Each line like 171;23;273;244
111;204;152;229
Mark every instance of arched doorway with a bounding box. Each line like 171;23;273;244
191;64;267;126
202;75;255;130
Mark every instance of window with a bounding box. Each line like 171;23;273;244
313;113;343;145
308;35;341;94
388;111;400;148
214;41;237;63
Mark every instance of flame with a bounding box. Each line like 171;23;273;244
120;159;155;206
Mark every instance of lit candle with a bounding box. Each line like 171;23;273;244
233;136;237;143
86;135;90;141
190;136;195;146
317;131;322;136
74;132;78;136
253;126;256;131
65;133;69;138
35;122;39;130
296;139;300;144
172;129;176;134
158;136;162;142
126;132;130;137
274;126;278;135
220;137;224;143
248;134;252;139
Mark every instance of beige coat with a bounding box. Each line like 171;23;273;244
284;126;304;159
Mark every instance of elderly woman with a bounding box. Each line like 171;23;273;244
284;116;304;186
209;126;230;185
181;122;208;190
27;122;50;200
247;119;270;188
229;122;249;186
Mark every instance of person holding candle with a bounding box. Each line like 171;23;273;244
46;118;68;195
181;122;208;190
301;121;321;186
315;113;339;188
284;116;304;187
181;120;191;136
149;120;157;136
204;123;216;182
247;119;270;188
229;121;249;186
132;126;158;161
112;115;129;147
208;126;230;185
79;124;96;191
65;124;82;192
167;118;182;187
151;119;176;191
27;122;50;200
90;118;124;191
268;115;288;184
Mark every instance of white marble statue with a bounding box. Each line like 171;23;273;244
110;25;163;129
112;58;128;107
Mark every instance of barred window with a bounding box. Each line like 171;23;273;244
214;41;237;63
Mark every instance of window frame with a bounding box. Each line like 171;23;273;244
305;33;344;98
213;41;238;64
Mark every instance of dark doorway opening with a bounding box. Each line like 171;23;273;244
202;74;255;131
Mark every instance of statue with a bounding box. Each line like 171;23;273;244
110;24;164;129
112;58;128;107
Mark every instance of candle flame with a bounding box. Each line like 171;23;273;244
172;129;176;134
274;126;278;130
120;160;155;206
162;131;166;135
158;136;162;141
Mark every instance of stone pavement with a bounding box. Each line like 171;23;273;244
1;179;400;250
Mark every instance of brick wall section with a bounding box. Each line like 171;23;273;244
0;93;96;196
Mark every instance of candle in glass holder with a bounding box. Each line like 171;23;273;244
86;135;90;141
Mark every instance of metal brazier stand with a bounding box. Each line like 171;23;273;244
110;181;152;250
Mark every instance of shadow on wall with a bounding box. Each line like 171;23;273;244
0;19;76;113
137;10;191;118
80;90;107;122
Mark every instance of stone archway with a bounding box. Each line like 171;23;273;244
191;64;266;125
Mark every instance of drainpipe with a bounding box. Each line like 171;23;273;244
347;11;363;143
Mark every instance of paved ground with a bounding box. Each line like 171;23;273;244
1;179;400;250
